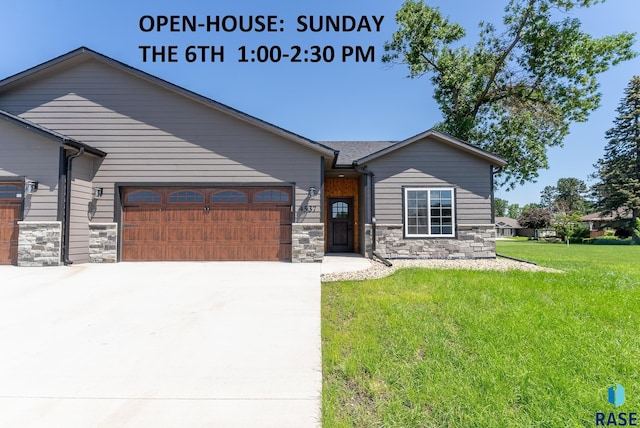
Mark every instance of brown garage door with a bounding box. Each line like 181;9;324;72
0;183;22;265
122;187;292;262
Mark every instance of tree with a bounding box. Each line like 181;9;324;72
552;212;584;241
539;177;589;214
521;202;541;213
518;207;552;231
495;197;508;217
540;185;557;210
592;76;640;242
383;0;636;188
508;203;521;219
555;178;589;214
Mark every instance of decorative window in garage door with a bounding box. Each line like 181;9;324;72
254;189;289;202
126;190;161;203
211;190;248;203
168;190;204;203
0;184;21;199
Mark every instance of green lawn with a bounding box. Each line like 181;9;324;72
322;242;640;427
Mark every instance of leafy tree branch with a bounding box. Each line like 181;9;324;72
383;0;637;188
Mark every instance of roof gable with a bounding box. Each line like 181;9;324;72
0;47;336;159
354;129;507;167
0;109;105;157
495;217;521;228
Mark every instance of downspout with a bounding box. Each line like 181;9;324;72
491;165;503;231
353;163;392;267
62;147;84;265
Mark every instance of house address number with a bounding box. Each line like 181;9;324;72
299;205;318;213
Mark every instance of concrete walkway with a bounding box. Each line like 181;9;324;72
321;253;372;275
0;262;321;428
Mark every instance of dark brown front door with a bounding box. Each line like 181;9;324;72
0;183;22;265
328;197;354;252
122;187;292;262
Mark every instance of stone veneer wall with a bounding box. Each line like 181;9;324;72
292;223;324;263
89;223;118;263
370;224;496;259
17;221;62;267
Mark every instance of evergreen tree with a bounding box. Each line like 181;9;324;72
540;186;557;210
540;178;589;214
592;76;640;240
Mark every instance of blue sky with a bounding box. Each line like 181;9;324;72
1;0;639;207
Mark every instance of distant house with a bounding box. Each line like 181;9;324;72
0;47;507;266
581;208;633;238
495;217;522;237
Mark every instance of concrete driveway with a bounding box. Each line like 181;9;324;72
0;262;321;428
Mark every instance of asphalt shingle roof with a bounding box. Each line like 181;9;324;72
495;217;522;228
581;207;633;221
321;141;396;166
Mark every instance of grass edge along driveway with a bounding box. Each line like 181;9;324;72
322;242;640;427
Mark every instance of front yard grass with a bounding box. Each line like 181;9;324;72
322;242;640;427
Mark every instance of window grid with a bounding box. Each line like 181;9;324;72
405;188;454;237
332;202;349;219
168;190;204;203
254;189;289;202
0;185;21;199
126;190;161;203
211;190;248;203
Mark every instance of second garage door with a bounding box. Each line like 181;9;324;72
0;183;22;265
122;187;292;262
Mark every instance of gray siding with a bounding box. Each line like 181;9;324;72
364;138;493;225
0;120;59;221
68;154;94;263
0;59;323;223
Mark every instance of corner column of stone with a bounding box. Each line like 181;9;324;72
17;221;62;267
89;223;118;263
291;223;324;262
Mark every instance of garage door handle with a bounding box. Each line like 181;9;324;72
203;206;210;214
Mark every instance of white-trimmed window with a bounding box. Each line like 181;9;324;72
404;188;455;237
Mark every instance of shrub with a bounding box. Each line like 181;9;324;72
572;225;590;239
592;237;633;245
